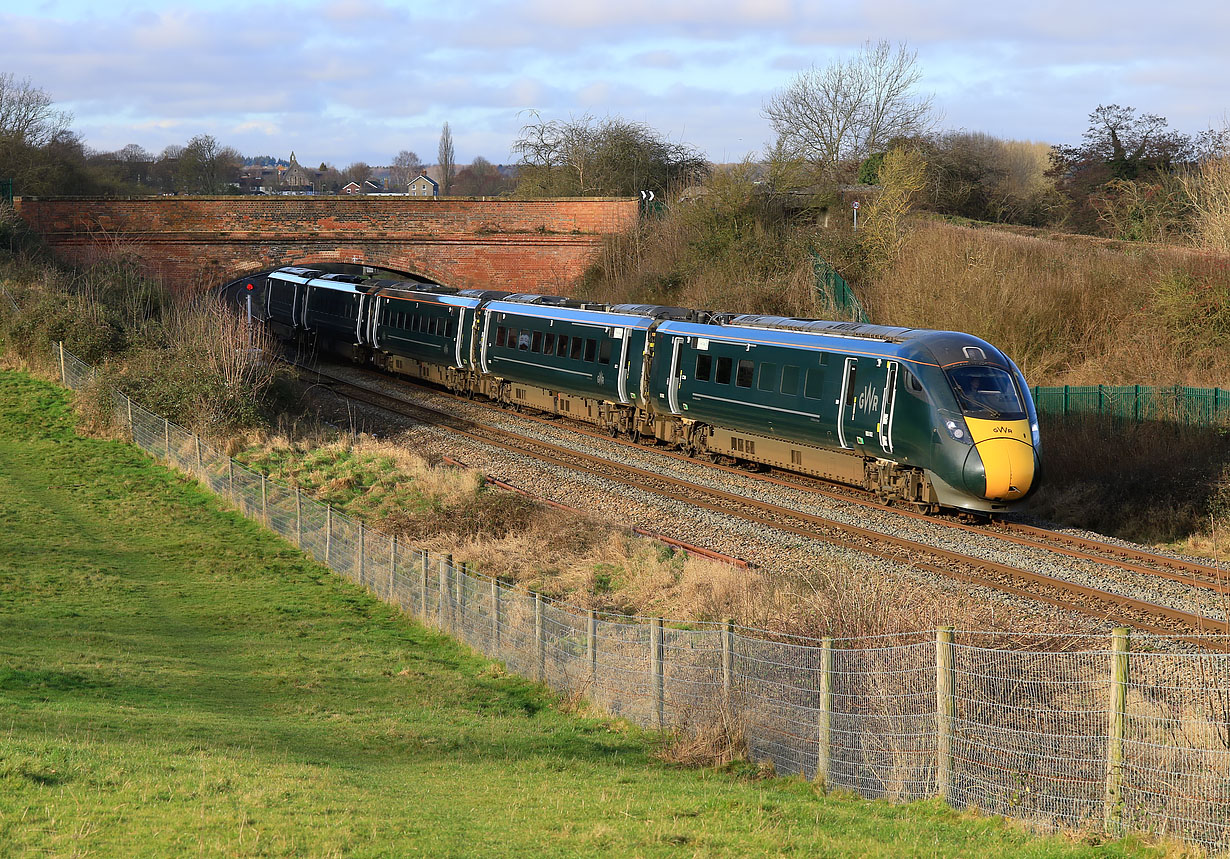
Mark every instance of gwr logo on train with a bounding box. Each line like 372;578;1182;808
856;383;881;416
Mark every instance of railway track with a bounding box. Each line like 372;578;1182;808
297;359;1230;646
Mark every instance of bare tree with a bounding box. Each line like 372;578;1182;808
764;40;935;179
1181;124;1230;253
513;113;708;197
342;162;371;185
0;73;71;147
178;134;241;194
389;149;422;189
438;123;456;194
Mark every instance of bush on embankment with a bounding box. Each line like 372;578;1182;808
0;253;281;434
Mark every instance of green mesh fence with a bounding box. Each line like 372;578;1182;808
1031;384;1230;425
813;255;869;323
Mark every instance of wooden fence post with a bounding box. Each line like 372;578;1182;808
587;609;597;692
651;617;665;730
261;474;268;526
721;619;735;700
227;457;234;502
419;550;430;624
816;636;834;789
58;341;67;387
1105;627;1130;834
294;487;302;549
195;434;202;478
357;521;365;586
324;504;333;567
534;593;544;683
491;577;501;649
388;535;397;603
936;625;956;804
164;418;171;460
437;554;451;630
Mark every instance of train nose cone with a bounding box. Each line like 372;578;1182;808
965;437;1036;501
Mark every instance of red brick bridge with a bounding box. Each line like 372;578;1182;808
14;196;640;294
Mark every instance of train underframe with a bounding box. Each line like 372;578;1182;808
362;349;943;511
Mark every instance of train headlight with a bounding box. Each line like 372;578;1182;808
944;418;973;444
1031;421;1040;447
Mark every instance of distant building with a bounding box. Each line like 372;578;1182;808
342;179;385;195
408;169;438;197
281;151;315;194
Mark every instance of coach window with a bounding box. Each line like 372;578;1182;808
781;365;799;396
570;338;584;360
584;338;597;362
496;326;507;347
715;356;733;385
557;335;569;357
695;354;712;382
531;331;543;352
518;330;531;350
804;367;824;399
735;359;754;388
598;339;612;364
758;362;778;392
544;332;556;354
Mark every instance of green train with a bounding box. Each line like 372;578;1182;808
261;266;1040;513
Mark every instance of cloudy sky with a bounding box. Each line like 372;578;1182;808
6;0;1228;167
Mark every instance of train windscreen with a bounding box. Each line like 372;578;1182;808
946;366;1026;420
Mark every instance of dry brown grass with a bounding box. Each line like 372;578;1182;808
865;220;1230;387
236;431;1070;642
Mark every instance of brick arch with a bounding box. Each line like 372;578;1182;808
14;195;639;295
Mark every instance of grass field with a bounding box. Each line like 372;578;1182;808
0;368;1184;857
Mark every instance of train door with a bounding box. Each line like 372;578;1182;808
666;336;685;415
838;357;897;454
615;327;632;404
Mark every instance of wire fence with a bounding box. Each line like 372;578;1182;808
1032;384;1230;426
50;341;1230;853
812;255;870;324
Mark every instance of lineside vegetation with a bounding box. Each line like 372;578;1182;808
0;369;1181;857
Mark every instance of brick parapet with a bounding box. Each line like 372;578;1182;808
15;196;639;294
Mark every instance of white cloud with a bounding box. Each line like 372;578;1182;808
1;0;1227;164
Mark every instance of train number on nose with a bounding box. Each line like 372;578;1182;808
993;425;1014;434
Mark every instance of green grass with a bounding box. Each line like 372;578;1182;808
0;369;1180;857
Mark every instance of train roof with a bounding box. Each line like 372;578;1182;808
268;266;325;283
609;303;709;321
723;314;917;342
484;299;656;330
656;318;1008;369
